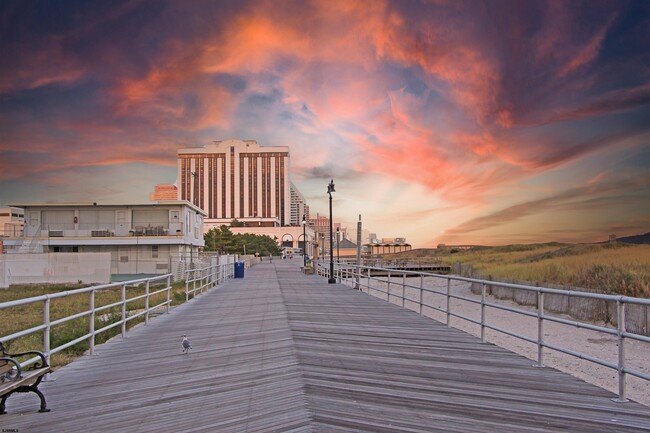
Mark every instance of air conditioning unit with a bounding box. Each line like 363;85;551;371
91;230;110;237
48;230;64;237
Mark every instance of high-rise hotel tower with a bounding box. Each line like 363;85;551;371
177;139;290;227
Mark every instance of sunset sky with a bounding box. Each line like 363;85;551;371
1;0;649;247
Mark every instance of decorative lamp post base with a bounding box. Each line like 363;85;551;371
328;277;336;284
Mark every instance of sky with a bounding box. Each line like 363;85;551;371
1;0;649;247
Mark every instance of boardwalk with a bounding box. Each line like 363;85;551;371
2;260;650;432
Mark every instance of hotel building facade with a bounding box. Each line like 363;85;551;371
178;139;290;227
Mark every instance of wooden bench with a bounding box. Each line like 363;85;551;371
0;341;52;414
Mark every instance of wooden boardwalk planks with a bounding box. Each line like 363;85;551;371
1;259;649;432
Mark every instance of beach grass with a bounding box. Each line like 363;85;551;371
437;242;650;297
0;280;191;367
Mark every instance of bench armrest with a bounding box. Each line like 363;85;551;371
3;350;49;369
0;357;23;382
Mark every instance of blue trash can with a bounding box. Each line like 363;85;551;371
234;262;245;278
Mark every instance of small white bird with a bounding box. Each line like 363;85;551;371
182;334;192;354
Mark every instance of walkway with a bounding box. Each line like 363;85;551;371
2;259;650;432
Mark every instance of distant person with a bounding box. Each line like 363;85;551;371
269;253;273;262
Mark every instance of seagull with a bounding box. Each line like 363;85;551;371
181;335;192;354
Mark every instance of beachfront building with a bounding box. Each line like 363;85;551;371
309;215;349;256
290;182;310;226
335;238;359;259
0;207;25;237
178;139;291;227
365;238;412;256
3;201;205;279
149;184;178;201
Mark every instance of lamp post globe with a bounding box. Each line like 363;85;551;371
327;179;336;284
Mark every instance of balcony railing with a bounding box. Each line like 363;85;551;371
20;222;185;238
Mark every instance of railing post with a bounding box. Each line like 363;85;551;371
418;274;423;315
43;297;51;365
166;275;171;313
366;270;370;294
193;271;197;297
185;271;189;302
387;272;391;302
121;283;126;337
537;291;544;366
89;289;95;355
481;282;486;342
446;279;451;327
145;280;150;325
613;298;629;402
402;272;406;308
355;264;360;290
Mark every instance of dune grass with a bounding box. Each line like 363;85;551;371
437;242;650;297
0;280;191;367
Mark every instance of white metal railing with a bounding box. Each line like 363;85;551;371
0;263;231;369
184;262;233;301
326;262;650;403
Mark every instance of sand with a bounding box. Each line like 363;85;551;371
362;277;650;407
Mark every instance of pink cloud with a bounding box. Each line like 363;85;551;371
557;15;617;78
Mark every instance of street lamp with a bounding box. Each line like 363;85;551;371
327;179;336;284
302;214;307;267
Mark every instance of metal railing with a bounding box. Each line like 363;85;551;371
184;262;234;301
323;262;650;402
0;262;232;369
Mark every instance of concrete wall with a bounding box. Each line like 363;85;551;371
0;253;111;288
467;274;650;337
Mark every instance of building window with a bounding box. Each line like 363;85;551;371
152;245;159;258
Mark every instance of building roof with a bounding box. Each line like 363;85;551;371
338;238;358;249
8;201;207;216
365;242;412;247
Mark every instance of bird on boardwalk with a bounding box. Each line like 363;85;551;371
181;335;192;354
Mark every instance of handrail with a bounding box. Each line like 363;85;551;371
331;262;650;403
0;263;232;369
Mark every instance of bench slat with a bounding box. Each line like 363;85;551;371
0;367;52;396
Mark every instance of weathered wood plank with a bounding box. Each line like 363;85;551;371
1;260;649;432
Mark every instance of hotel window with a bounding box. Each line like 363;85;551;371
152;245;159;258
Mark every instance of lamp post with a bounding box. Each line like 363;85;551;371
302;214;307;267
327;179;336;284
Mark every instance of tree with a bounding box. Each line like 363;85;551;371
230;219;246;227
204;227;282;256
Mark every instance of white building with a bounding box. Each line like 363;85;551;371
3;201;205;279
290;182;310;226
